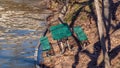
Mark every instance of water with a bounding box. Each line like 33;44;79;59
0;39;39;68
7;29;35;36
0;0;49;68
0;0;46;12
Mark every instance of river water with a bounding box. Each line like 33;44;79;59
0;0;50;68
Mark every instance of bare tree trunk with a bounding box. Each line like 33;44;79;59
102;0;111;68
58;0;69;19
94;0;110;68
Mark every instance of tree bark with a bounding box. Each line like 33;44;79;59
102;0;111;68
94;0;110;68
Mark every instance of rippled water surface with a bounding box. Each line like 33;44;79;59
0;39;38;68
0;0;48;68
